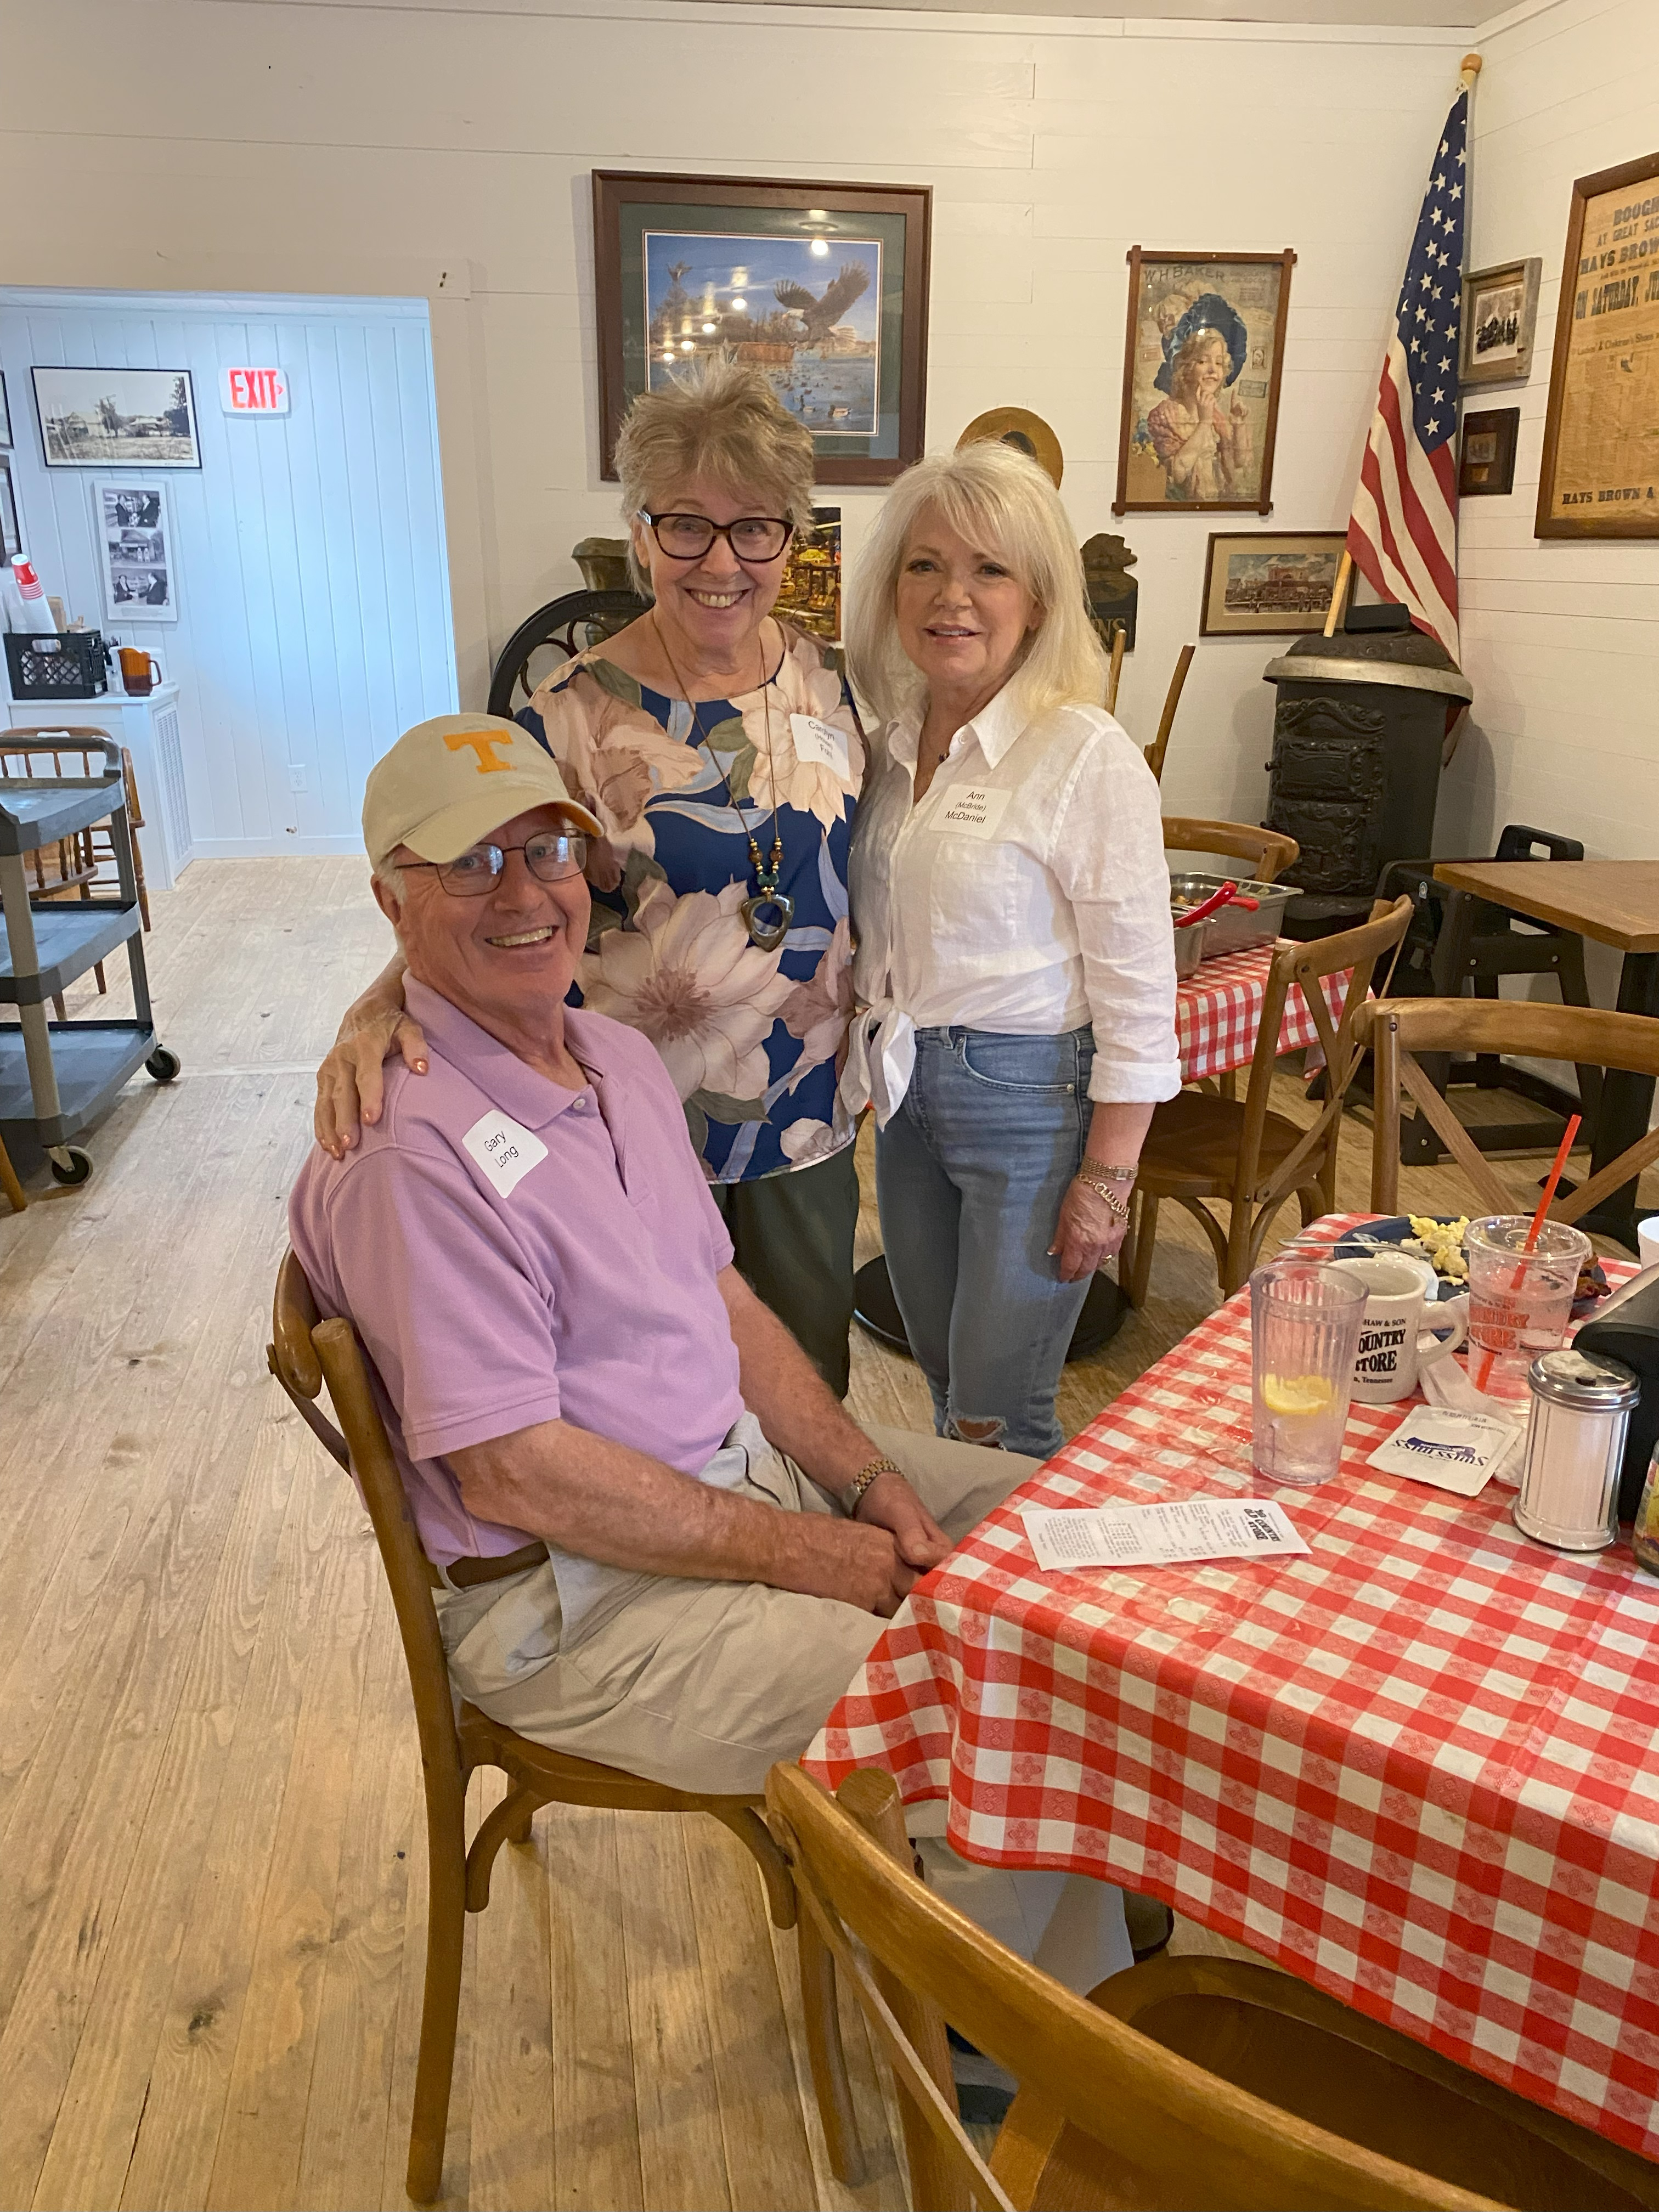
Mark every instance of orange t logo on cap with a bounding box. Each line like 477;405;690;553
445;727;513;774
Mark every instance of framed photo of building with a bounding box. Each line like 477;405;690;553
1114;249;1295;516
592;171;931;486
1460;258;1541;388
1537;152;1659;538
1199;531;1347;636
0;456;19;561
1459;408;1520;498
32;366;201;470
94;483;179;622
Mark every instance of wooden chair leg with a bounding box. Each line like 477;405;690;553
795;1874;867;2186
713;1804;798;1931
93;959;108;996
50;992;66;1022
408;1805;468;2204
0;1135;25;1214
464;1779;545;1910
1127;1190;1159;1306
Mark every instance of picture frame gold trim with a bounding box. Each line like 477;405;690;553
1199;531;1347;637
1536;151;1659;539
1113;247;1295;518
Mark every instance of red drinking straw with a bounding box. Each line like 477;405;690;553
1471;1111;1583;1393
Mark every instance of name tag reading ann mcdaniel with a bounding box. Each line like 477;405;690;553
789;712;851;782
462;1110;548;1199
935;785;1011;839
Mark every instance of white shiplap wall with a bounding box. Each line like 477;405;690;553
0;291;457;855
1448;0;1659;865
0;0;1466;828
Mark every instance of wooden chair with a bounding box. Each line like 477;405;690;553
267;1250;795;2203
1143;643;1194;784
1164;815;1301;885
1357;998;1659;1222
1122;896;1414;1304
0;1134;24;1214
768;1763;1657;2211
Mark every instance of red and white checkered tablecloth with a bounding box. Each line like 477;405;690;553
807;1221;1659;2159
1177;940;1347;1084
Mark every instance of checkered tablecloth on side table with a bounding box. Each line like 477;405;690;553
806;1223;1659;2159
1177;940;1348;1085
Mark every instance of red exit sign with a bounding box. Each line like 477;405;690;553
219;366;291;415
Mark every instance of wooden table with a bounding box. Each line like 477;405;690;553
1434;860;1659;1248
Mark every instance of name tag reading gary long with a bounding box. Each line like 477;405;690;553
462;1110;548;1199
1021;1497;1309;1573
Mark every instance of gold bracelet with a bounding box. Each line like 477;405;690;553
1081;1156;1137;1183
842;1454;902;1517
1074;1166;1132;1222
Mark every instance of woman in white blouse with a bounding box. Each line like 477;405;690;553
843;442;1178;1460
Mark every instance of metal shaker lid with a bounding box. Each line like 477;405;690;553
1527;1347;1640;1410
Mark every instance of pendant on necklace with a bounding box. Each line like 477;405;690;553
742;893;794;952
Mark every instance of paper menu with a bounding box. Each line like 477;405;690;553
1020;1497;1309;1573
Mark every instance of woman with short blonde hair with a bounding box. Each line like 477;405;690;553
844;439;1178;1460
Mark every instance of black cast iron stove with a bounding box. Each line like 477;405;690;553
1260;619;1473;938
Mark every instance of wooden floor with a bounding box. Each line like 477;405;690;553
0;859;1643;2212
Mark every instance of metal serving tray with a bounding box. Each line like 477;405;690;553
1169;872;1294;958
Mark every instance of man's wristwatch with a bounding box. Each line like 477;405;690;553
841;1453;902;1516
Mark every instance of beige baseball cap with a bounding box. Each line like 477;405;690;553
363;713;602;868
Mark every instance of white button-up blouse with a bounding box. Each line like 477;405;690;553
842;682;1181;1124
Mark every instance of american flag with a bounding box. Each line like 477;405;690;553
1345;84;1469;661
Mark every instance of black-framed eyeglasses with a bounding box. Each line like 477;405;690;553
639;511;792;562
403;832;589;898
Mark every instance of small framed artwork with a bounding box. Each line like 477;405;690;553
1460;258;1541;389
1537;152;1659;538
32;365;201;469
1199;531;1347;637
94;482;179;622
1114;249;1295;516
0;455;19;561
0;371;11;448
1459;408;1519;498
592;171;931;486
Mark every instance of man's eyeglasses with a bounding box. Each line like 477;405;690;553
639;511;792;563
403;832;589;898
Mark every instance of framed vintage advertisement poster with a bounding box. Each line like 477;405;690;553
1113;249;1295;516
1199;531;1347;636
594;171;931;486
1459;408;1520;498
93;482;179;621
1537;153;1659;537
1460;258;1541;388
32;365;201;469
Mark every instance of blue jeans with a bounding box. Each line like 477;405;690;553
875;1026;1094;1462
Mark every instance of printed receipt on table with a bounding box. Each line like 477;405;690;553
1020;1498;1309;1573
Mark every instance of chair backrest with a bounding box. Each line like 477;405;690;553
1143;642;1194;784
765;1762;1500;2212
485;587;649;719
1164;815;1301;885
268;1251;467;1805
1229;896;1414;1214
1356;997;1659;1220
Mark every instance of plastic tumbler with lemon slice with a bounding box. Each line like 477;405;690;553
1249;1261;1368;1486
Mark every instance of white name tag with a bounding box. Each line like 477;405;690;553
935;784;1011;839
461;1111;548;1199
789;712;851;782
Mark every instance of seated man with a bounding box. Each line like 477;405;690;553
291;713;1130;1999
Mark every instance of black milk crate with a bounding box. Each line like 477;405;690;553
4;630;109;701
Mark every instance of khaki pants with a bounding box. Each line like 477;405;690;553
433;1423;1134;1995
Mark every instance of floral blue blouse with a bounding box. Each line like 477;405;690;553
517;624;864;1184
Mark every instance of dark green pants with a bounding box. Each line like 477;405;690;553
709;1143;859;1397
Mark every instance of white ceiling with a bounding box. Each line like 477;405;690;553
674;0;1483;21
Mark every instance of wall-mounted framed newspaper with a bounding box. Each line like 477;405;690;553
1536;151;1659;538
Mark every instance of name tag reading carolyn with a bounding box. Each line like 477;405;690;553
789;712;851;782
935;785;1011;839
1021;1497;1309;1572
462;1111;548;1199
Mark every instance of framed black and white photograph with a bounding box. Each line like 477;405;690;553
0;372;11;449
94;483;179;621
33;366;201;469
0;456;19;561
1460;258;1542;389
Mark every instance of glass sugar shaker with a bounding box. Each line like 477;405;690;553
1513;1349;1639;1553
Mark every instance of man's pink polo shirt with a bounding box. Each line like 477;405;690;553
288;978;744;1568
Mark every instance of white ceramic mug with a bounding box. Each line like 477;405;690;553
1329;1254;1468;1404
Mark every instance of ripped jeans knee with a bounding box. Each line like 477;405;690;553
945;1413;1007;1449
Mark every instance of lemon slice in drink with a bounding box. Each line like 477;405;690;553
1260;1374;1335;1417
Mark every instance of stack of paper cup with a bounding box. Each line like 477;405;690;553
1640;1217;1659;1271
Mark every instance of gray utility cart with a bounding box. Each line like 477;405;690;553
0;736;178;1184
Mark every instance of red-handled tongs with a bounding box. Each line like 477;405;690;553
1173;879;1261;928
